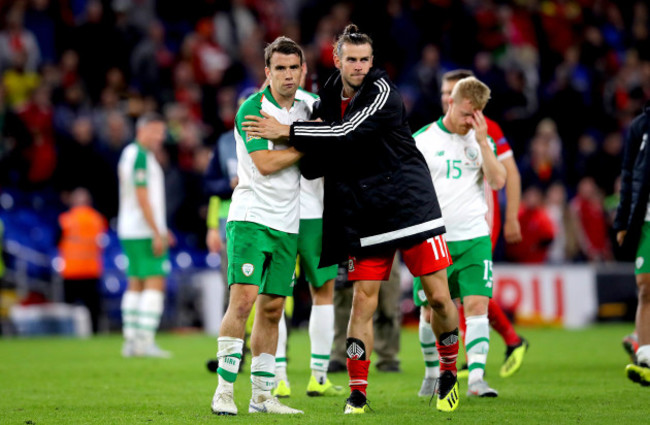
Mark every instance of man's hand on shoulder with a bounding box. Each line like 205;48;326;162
243;111;290;143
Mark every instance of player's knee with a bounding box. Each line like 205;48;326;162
428;294;449;311
258;299;284;324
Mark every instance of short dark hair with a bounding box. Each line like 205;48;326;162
442;69;474;83
264;36;304;68
334;24;373;58
136;112;165;130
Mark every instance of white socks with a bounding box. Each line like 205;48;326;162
309;304;334;384
419;312;440;379
465;314;490;384
121;290;140;341
251;353;276;401
637;344;650;365
137;289;164;347
274;313;289;384
217;336;244;392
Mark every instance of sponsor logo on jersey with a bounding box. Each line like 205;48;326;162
465;146;478;161
134;169;146;183
242;263;255;276
246;132;260;142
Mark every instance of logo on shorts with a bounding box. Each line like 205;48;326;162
418;289;427;303
636;257;644;269
348;258;355;272
242;263;255;277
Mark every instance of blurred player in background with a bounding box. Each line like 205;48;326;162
416;70;529;397
118;112;173;358
413;77;505;397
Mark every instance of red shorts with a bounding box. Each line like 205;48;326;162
348;234;452;281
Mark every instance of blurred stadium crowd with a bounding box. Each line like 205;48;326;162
0;0;649;268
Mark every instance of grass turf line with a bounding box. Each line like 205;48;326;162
0;323;646;424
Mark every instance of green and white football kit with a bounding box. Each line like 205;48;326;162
413;116;498;393
227;86;317;295
117;142;170;277
117;140;170;358
635;221;650;275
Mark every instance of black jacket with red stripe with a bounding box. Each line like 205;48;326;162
290;68;446;267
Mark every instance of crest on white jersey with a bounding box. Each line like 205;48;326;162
465;146;479;161
242;263;255;277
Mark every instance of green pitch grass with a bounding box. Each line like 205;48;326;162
0;323;646;424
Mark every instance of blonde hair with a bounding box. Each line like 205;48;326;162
450;77;491;110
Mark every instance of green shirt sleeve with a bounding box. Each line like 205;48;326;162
235;96;269;154
487;135;497;156
133;145;147;187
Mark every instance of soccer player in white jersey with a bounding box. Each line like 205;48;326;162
413;77;506;397
118;113;172;358
272;175;345;398
210;37;312;416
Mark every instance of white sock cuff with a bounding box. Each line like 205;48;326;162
419;316;436;343
309;304;334;357
217;337;244;358
121;290;140;310
465;314;489;325
140;289;164;312
275;312;287;359
251;353;276;374
637;345;650;364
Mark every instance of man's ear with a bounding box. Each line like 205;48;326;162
264;66;270;80
334;54;341;70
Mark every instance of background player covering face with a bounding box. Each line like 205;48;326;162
416;70;529;398
413;76;506;397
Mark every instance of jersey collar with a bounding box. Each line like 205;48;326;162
436;117;452;134
262;85;301;110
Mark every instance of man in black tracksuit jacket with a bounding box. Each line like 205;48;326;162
614;102;650;385
242;25;460;413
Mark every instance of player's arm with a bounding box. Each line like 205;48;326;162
290;82;403;155
473;111;506;190
133;152;165;256
205;196;223;253
501;155;522;243
614;121;643;245
250;148;303;176
135;186;165;256
238;102;302;175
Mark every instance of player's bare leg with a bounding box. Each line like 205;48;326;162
420;270;460;411
343;280;380;413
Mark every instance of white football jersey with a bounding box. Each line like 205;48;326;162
117;142;167;239
228;87;318;233
414;118;497;241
